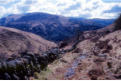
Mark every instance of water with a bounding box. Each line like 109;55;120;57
64;54;87;79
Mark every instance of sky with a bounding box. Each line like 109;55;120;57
0;0;121;19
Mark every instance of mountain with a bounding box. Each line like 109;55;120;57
0;12;118;80
32;15;121;80
0;26;56;61
0;12;115;42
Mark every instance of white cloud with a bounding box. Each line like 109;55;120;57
0;0;16;4
0;6;5;17
0;0;121;19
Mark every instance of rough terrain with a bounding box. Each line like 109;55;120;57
33;15;121;80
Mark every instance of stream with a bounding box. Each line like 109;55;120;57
64;54;87;79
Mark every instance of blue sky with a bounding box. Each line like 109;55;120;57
0;0;121;19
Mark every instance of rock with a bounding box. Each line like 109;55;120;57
88;69;104;80
7;60;17;68
2;62;7;70
12;74;20;80
4;73;11;80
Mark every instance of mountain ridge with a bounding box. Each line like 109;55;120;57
0;12;115;42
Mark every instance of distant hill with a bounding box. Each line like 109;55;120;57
0;12;115;42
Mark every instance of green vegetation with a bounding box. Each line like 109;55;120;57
34;67;52;80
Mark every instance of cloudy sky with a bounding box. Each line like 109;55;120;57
0;0;121;19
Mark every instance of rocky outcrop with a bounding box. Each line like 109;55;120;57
0;47;62;80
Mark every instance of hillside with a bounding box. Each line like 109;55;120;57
0;12;114;42
32;15;121;80
0;26;56;61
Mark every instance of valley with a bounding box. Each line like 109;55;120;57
0;13;120;80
